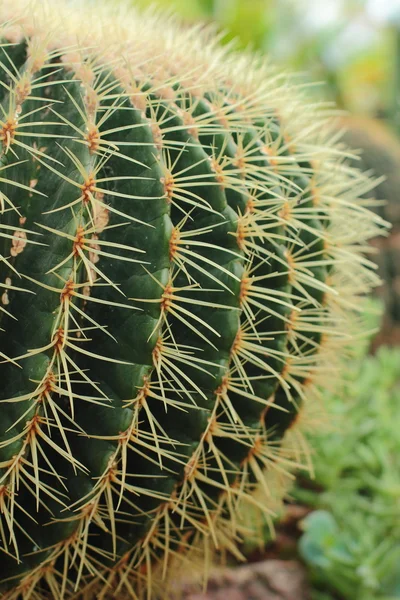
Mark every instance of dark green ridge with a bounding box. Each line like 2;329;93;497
75;85;171;397
201;112;293;448
0;62;100;585
263;160;329;439
0;40;31;322
144;94;242;390
183;108;291;502
187;95;248;213
178;96;292;419
62;84;181;556
56;91;177;564
0;71;93;431
193;110;329;478
140;96;244;486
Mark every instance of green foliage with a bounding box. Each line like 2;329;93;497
130;0;208;20
135;0;395;116
132;0;275;50
298;340;400;600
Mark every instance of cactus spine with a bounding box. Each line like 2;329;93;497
0;2;384;598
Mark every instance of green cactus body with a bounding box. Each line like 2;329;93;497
0;3;384;599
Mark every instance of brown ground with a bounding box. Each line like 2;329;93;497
180;505;311;600
182;560;310;600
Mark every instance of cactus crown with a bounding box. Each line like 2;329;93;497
0;1;384;599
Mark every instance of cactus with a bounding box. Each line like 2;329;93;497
0;2;384;599
339;115;400;335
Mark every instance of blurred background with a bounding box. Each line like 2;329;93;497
131;2;400;599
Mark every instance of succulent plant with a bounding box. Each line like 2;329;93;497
0;1;384;598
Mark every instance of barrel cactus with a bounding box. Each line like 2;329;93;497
0;1;385;599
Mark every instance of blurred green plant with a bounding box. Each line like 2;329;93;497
296;335;400;600
131;0;275;49
130;0;396;115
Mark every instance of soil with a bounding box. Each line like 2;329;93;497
181;504;312;600
182;560;310;600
